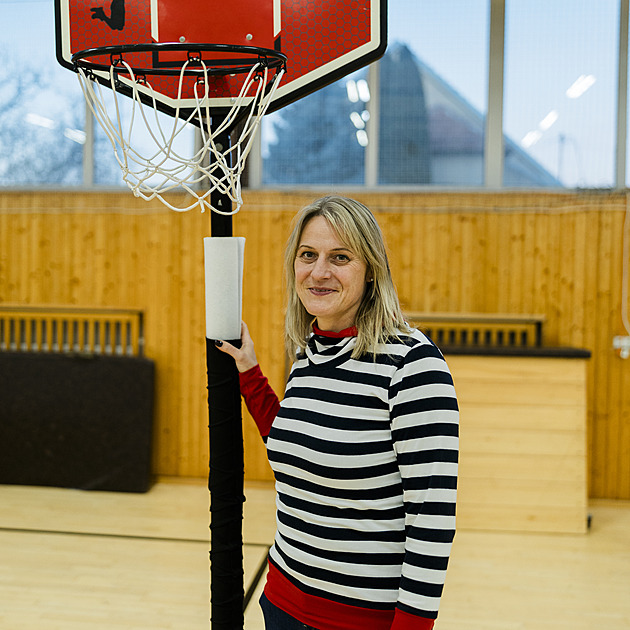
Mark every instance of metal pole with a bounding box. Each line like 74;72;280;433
615;0;629;190
206;116;245;630
365;60;381;188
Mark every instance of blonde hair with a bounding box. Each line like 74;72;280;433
284;196;408;358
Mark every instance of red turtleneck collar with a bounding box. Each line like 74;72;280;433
312;323;358;338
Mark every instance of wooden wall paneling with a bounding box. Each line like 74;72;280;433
34;214;49;304
182;211;207;479
426;212;448;311
493;211;509;314
544;210;561;345
399;211;414;309
582;210;600;496
240;209;273;481
25;210;39;303
26;210;39;301
592;209;614;497
570;209;586;345
23;213;34;303
396;211;414;311
453;213;468;311
50;213;66;305
399;211;415;313
419;211;440;311
194;214;211;479
171;212;187;476
438;209;453;310
164;212;187;476
437;212;461;311
595;205;618;498
11;212;25;301
605;209;625;498
1;199;15;301
1;191;629;500
620;359;630;498
144;214;169;474
176;214;193;477
559;206;576;343
256;211;275;371
120;213;138;307
622;203;630;498
176;214;191;477
417;211;437;312
407;211;430;313
92;213;107;304
0;213;6;299
571;211;587;347
451;212;466;311
508;212;525;313
414;211;429;312
103;213;118;305
374;211;397;278
531;208;550;336
149;210;186;477
471;212;488;313
615;213;630;499
521;212;537;315
484;209;500;313
439;212;457;311
5;209;19;299
65;211;79;304
60;213;74;304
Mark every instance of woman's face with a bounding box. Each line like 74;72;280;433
294;215;368;332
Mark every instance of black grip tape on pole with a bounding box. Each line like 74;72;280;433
207;336;244;630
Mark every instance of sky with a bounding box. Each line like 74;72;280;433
0;0;625;188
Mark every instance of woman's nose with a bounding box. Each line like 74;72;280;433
311;257;332;279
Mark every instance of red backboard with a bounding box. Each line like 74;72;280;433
55;0;387;117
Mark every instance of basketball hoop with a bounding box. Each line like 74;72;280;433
73;43;286;214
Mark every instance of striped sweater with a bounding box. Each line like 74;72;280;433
241;326;459;629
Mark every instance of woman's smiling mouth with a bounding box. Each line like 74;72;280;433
308;287;336;295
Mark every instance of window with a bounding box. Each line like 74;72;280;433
385;0;489;186
0;0;627;191
262;74;367;185
0;1;84;186
504;0;619;188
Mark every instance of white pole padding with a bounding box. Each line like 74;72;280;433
203;237;246;341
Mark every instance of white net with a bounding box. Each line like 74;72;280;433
77;56;284;214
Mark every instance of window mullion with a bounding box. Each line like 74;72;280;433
484;0;505;188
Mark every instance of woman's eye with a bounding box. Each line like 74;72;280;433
299;251;316;260
333;254;350;263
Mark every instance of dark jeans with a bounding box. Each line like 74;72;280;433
260;592;320;630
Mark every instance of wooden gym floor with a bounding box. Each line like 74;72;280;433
0;479;629;630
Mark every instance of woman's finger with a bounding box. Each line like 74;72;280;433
214;322;258;372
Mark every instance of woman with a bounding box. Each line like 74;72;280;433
216;196;459;630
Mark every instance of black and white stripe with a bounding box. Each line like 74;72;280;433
266;328;459;619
